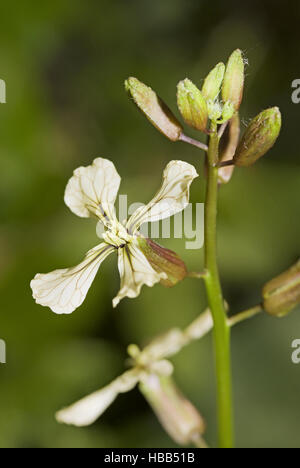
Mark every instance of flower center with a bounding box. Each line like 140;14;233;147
102;222;133;248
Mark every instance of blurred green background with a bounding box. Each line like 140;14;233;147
0;0;300;448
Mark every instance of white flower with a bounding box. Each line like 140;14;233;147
55;344;205;446
56;337;174;427
30;158;198;314
55;312;210;443
56;359;174;427
55;337;174;427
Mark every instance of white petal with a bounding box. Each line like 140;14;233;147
64;158;121;225
113;242;165;307
56;369;141;426
30;243;115;314
141;329;185;363
127;160;198;233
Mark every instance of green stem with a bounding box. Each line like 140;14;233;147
218;159;235;168
228;304;263;327
187;271;206;279
204;123;234;448
180;133;208;152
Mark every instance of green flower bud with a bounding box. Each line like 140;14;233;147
222;49;244;111
137;237;187;287
139;375;206;445
125;77;183;141
202;62;225;102
234;107;281;167
177;78;208;132
263;260;300;317
127;344;140;359
218;113;240;184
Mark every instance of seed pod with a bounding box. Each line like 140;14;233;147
177;78;208;132
125;77;183;141
263;260;300;317
222;49;244;111
137;237;187;287
234;107;281;167
139;375;206;445
218;113;240;184
202;62;225;102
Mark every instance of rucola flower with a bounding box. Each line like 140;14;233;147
30;158;198;314
56;330;206;446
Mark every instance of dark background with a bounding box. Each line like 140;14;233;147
0;0;300;448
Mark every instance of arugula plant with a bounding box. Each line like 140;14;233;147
32;49;300;448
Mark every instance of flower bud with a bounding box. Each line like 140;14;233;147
139;375;205;445
218;113;240;184
202;62;225;102
263;260;300;317
177;78;208;132
137;237;187;287
125;77;183;141
234;107;281;167
127;344;140;359
222;49;244;111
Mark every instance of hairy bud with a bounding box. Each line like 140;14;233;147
177;79;208;132
234;107;281;167
125;77;183;141
263;260;300;317
137;237;187;287
222;49;244;111
202;62;225;102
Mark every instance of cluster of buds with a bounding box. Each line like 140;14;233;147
125;49;282;182
125;49;244;140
